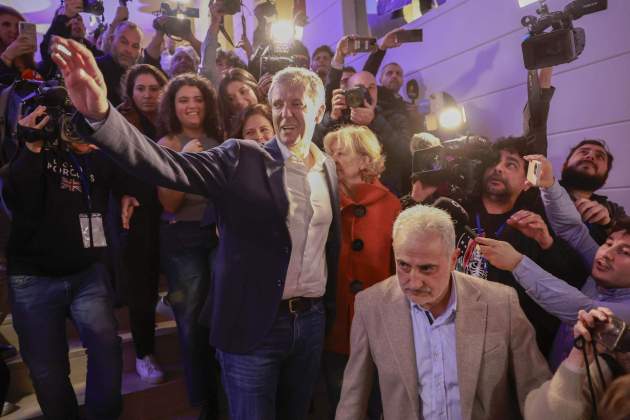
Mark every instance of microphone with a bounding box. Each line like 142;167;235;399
432;197;477;239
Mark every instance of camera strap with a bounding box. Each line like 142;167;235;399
475;212;508;238
67;152;106;248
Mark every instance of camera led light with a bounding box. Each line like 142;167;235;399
438;107;466;130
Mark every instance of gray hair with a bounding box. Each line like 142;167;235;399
393;205;456;252
268;67;325;109
114;21;143;39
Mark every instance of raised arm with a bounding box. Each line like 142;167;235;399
526;154;599;266
51;36;236;197
476;237;630;324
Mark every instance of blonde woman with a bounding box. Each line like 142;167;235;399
323;125;400;417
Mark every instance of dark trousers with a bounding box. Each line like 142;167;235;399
160;221;219;409
216;301;326;420
9;263;122;420
122;207;161;358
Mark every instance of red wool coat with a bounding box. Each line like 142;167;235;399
325;180;401;355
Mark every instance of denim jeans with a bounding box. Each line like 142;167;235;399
216;301;326;420
160;221;219;409
9;263;122;420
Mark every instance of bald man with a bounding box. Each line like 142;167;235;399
316;71;411;195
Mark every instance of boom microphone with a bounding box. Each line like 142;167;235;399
432;197;477;239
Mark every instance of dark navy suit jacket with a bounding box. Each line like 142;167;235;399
77;107;341;353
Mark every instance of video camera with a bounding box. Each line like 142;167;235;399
82;0;105;16
260;53;308;75
411;135;498;203
520;0;607;70
153;2;199;39
17;80;83;147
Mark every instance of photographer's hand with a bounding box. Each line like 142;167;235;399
333;35;353;66
209;2;225;35
566;307;613;369
1;35;36;66
575;198;611;226
507;210;554;250
524;154;554;188
379;28;403;50
350;100;375;125
475;236;524;271
330;88;347;121
18;105;50;154
50;36;109;121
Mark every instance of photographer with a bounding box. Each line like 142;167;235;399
456;136;589;356
2;103;132;418
520;68;625;245
317;70;411;196
525;308;629;420
39;0;104;80
474;154;630;368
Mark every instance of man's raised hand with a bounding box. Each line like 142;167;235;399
50;36;109;121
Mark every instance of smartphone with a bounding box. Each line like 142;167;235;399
19;22;37;48
349;37;377;53
527;159;542;186
396;29;423;43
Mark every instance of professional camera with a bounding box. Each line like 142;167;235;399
153;2;199;39
520;0;607;70
344;85;372;108
82;0;105;16
17;80;83;147
215;0;242;15
411;135;498;202
260;54;308;75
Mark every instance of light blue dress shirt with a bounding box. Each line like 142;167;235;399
410;280;462;420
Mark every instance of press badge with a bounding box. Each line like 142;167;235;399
79;213;107;248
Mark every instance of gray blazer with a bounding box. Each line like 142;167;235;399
336;271;551;420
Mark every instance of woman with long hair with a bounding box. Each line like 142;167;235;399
218;67;263;138
322;125;401;418
156;73;223;417
116;64;168;385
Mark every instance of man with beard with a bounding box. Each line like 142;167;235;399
476;154;630;370
458;136;588;356
559;140;626;244
96;21;164;106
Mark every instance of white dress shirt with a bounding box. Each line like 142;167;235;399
277;140;333;299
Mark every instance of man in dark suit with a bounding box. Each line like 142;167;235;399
50;37;341;420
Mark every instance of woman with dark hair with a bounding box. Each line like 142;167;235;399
238;104;274;144
116;63;168;385
155;73;222;417
0;5;39;84
218;67;262;138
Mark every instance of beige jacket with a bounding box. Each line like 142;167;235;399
336;271;551;420
525;357;613;420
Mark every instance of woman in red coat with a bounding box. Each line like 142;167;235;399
322;125;401;417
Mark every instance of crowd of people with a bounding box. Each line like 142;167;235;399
0;1;628;419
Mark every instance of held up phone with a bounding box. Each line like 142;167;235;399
349;37;377;53
593;316;630;353
395;29;423;43
527;159;542;186
19;22;37;48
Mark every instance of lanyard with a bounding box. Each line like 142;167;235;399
475;212;508;238
67;152;93;211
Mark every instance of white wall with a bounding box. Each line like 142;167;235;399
302;0;630;209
